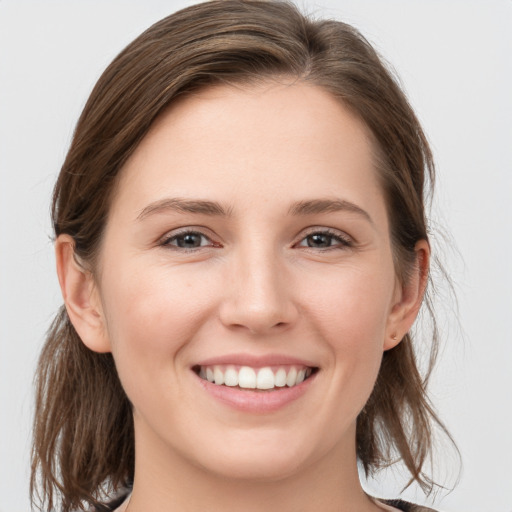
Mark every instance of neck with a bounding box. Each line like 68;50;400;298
127;420;380;512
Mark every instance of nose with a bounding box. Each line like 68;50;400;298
218;245;299;335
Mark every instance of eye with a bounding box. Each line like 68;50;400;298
161;230;214;250
296;229;352;250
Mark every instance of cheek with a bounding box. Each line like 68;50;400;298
102;260;208;337
301;261;396;406
303;261;395;348
98;263;215;400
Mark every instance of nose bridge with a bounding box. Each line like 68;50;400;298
220;238;297;334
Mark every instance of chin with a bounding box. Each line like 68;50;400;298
185;428;327;483
199;450;309;482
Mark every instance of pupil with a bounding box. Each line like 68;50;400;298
178;233;201;248
308;234;331;248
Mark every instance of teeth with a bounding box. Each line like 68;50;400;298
286;367;297;387
256;367;275;389
224;366;238;387
213;367;224;385
197;364;314;390
238;366;256;388
274;368;287;387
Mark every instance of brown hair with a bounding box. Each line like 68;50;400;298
31;1;454;510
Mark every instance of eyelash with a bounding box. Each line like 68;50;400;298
159;228;353;252
296;228;353;251
160;230;216;251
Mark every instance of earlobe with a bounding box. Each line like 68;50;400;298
55;234;111;353
384;240;430;351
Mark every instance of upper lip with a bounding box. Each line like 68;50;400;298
193;353;318;368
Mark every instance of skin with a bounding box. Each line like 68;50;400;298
56;81;429;512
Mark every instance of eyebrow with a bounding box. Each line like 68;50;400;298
288;198;373;225
137;197;372;224
137;198;231;221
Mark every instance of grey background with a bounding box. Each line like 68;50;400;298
1;1;511;511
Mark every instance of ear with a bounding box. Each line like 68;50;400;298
55;234;111;353
384;239;430;351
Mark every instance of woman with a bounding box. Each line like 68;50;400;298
31;1;454;511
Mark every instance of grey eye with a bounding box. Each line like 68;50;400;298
167;232;209;249
296;230;352;250
176;233;204;248
306;233;334;248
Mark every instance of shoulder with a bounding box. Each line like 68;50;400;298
381;499;439;512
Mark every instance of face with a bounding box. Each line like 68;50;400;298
90;82;407;481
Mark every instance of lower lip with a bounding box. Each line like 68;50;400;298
195;372;317;413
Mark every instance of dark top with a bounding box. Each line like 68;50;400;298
381;499;438;512
96;495;438;511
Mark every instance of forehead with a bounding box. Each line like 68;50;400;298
111;81;385;222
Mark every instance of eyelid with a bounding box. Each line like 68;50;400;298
159;227;220;250
294;227;354;249
156;225;354;251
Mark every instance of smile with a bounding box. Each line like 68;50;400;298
194;364;318;390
